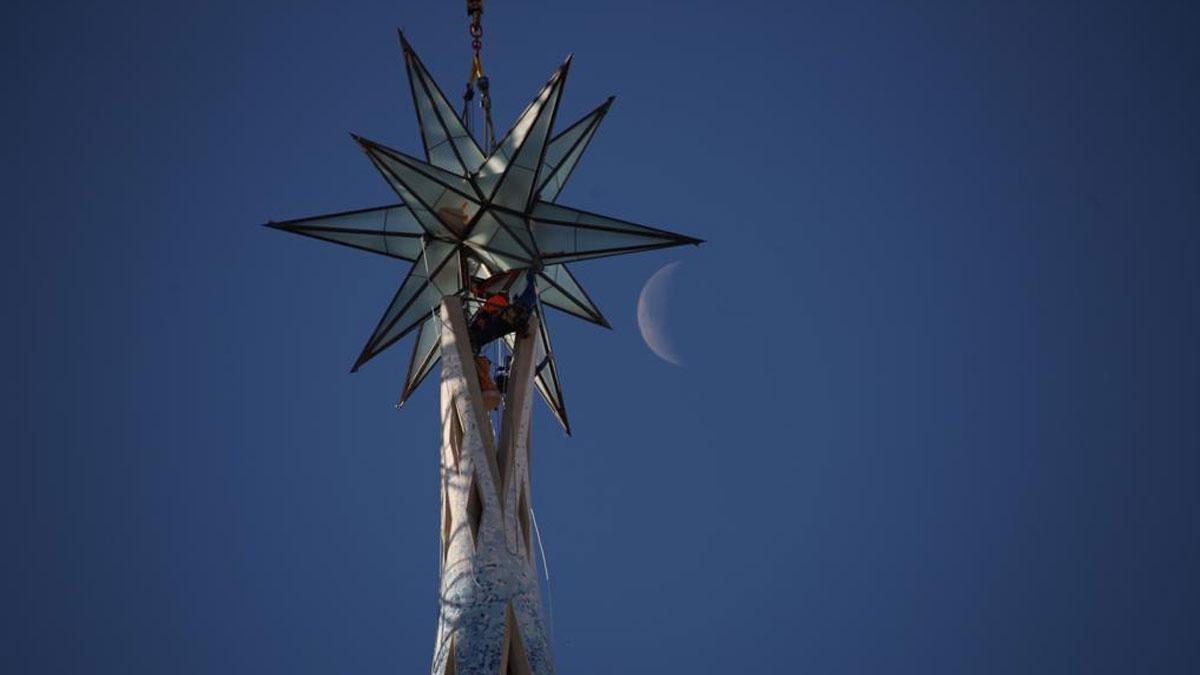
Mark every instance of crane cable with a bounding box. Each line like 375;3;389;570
461;0;497;152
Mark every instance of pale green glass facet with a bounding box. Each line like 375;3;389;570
404;39;486;175
270;204;425;261
537;264;605;326
400;314;443;405
537;99;608;202
491;69;564;210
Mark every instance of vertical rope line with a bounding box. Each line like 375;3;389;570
529;505;554;639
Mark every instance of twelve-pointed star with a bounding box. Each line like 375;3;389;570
266;33;701;434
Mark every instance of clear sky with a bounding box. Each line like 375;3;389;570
5;0;1199;672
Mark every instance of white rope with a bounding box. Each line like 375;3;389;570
529;504;554;638
529;505;550;581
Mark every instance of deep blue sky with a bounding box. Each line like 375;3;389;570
5;1;1199;672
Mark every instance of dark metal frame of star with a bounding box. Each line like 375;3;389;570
265;31;702;435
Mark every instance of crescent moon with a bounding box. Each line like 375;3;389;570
637;262;683;366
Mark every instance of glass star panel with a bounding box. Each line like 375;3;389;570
399;313;443;406
267;204;424;261
353;242;462;370
537;264;607;327
536;98;611;202
400;32;486;176
529;202;699;265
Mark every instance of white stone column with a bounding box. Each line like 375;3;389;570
431;296;552;675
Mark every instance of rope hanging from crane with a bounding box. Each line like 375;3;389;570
461;0;497;152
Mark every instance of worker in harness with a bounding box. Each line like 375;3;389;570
467;268;537;354
467;268;538;411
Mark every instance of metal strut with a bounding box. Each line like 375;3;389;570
461;0;497;152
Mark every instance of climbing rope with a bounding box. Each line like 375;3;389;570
461;0;497;151
529;505;555;638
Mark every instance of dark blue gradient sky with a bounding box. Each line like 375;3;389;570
6;1;1199;672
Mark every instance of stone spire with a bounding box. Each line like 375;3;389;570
432;296;551;675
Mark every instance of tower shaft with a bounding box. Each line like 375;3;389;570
432;297;552;675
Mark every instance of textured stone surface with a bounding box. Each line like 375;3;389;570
431;297;552;675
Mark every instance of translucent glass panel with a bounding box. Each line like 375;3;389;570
536;98;611;203
353;243;462;371
489;65;566;211
492;212;539;257
464;211;535;272
475;59;570;206
529;202;700;265
358;137;481;240
399;312;443;407
537;264;607;327
400;34;486;176
504;312;570;434
267;204;424;261
532;314;569;434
